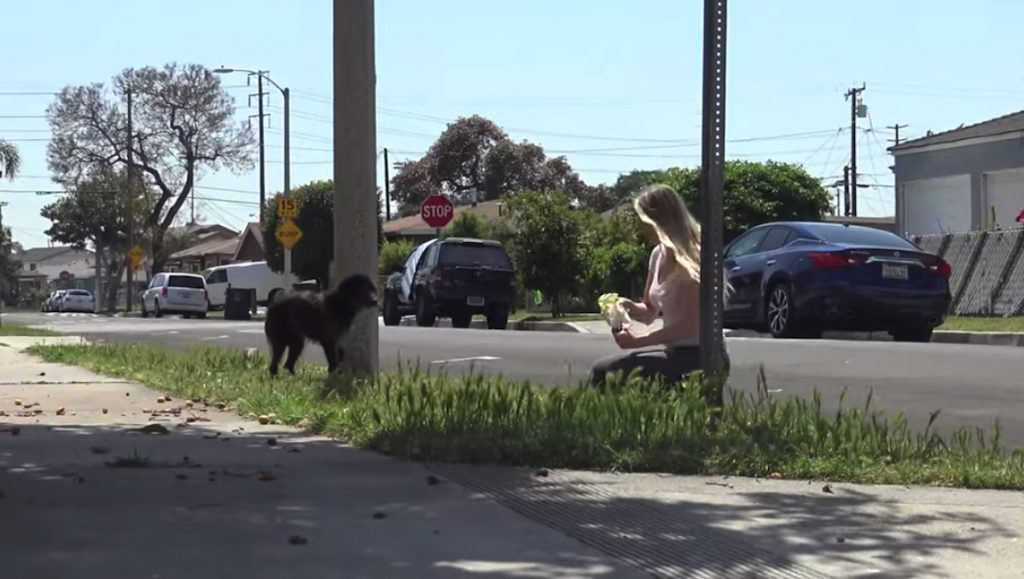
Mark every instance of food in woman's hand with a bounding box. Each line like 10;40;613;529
597;292;630;332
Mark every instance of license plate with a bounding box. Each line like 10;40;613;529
467;296;485;306
881;263;909;280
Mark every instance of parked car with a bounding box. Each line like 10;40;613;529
722;221;952;342
141;272;209;319
59;289;95;313
382;237;517;329
202;261;312;310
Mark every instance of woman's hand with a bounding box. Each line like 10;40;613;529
613;327;644;350
618;298;641;317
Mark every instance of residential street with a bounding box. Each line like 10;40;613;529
7;311;1024;448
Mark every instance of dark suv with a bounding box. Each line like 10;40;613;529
382;237;516;329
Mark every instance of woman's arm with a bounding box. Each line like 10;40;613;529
620;248;659;324
622;279;699;348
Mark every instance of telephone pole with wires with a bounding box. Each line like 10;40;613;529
844;84;867;216
887;123;909;147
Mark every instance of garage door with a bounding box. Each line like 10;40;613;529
983;170;1024;229
903;175;972;235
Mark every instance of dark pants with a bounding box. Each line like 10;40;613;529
588;345;731;388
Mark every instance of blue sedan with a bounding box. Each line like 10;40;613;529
722;221;952;342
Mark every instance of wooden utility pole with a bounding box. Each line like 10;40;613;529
845;84;866;216
333;0;378;377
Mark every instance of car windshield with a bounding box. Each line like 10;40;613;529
168;275;206;289
439;243;513;269
803;224;917;249
68;290;91;296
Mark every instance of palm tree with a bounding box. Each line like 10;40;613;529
0;139;21;180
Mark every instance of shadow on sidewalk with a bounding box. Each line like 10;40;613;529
0;421;639;579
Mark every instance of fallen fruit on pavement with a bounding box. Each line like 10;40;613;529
157;397;167;404
102;408;108;414
288;535;308;545
258;415;271;425
185;400;194;408
266;438;277;446
56;407;66;416
822;484;834;494
769;472;783;479
14;399;22;406
534;468;549;477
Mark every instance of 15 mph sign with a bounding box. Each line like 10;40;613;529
420;194;454;229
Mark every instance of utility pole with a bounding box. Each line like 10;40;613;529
383;147;391;221
333;0;378;377
845;84;866;216
253;73;267;225
125;87;135;313
0;201;7;326
887;123;909;147
282;85;292;282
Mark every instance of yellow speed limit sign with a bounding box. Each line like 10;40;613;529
278;197;298;219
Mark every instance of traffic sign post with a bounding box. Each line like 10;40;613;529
277;198;299;282
128;245;144;270
420;194;454;239
276;219;303;250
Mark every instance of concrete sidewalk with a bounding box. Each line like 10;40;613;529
2;336;1023;578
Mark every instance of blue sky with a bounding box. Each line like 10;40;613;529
2;0;1023;249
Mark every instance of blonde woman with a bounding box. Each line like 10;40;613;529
589;184;731;387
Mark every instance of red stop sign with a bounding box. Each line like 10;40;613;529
420;194;454;229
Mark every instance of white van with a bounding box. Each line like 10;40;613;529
202;261;301;309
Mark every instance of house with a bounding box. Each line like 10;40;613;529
165;222;265;272
822;215;898;234
890;110;1024;235
15;246;96;293
382;199;507;243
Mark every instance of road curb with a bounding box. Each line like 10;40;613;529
723;328;1024;347
397;318;585;332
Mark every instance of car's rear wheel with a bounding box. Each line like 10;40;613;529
415;293;436;327
382;290;402;326
487;304;510;330
890;325;933;343
766;282;820;339
451;310;472;328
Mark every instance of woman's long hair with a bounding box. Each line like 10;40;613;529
633;184;733;296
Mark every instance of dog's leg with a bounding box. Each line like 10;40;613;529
268;336;287;378
284;336;305;375
321;339;338;374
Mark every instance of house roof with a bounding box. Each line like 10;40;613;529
890;109;1024;152
17;246;89;263
230;222;265;261
168;235;240;260
382;199;505;236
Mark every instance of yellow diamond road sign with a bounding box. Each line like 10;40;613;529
128;245;144;267
276;219;303;250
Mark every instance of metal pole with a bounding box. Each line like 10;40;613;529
698;0;728;398
383;147;391;221
282;85;293;283
333;0;378;376
257;72;266;225
125;87;134;313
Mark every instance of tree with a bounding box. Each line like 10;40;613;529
613;169;668;200
0;139;21;180
502;190;586;317
662;160;832;243
46;62;256;274
379;239;414;276
40;168;152;310
389;115;588;214
0;222;20;301
446;211;492;239
263;180;334;286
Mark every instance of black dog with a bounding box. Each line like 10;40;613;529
264;273;379;377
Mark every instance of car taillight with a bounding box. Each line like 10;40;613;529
806;251;863;269
162;286;168;297
432;267;445;289
927;259;952;279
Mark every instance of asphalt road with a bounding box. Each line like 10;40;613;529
7;311;1024;447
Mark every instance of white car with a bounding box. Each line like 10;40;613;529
202;260;305;309
141;272;208;319
59;289;95;313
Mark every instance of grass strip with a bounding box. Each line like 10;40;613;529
939;316;1024;333
0;324;60;337
26;343;1024;490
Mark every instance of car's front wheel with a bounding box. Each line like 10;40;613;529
382;290;402;326
415;293;436;327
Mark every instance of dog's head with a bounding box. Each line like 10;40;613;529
334;273;379;310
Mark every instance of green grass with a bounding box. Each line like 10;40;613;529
939;316;1024;333
0;324;60;337
499;311;602;323
27;343;1024;490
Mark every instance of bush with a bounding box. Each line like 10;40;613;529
378;239;415;276
446;212;492;239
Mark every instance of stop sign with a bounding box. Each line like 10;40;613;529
420;194;454;229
